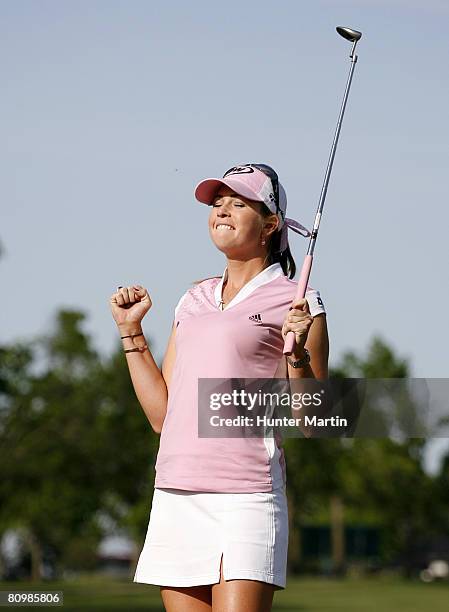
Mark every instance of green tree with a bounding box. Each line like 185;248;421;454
0;308;161;580
0;311;107;580
96;342;160;574
285;335;442;577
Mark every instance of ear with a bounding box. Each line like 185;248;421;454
263;214;280;237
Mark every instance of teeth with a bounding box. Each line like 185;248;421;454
216;224;234;230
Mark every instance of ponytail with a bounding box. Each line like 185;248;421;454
260;203;297;279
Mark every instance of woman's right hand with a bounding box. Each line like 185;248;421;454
109;285;152;331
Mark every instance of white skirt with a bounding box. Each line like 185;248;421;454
133;485;289;590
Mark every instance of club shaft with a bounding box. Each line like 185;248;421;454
310;52;358;256
283;51;359;356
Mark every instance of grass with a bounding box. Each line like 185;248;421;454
1;574;448;611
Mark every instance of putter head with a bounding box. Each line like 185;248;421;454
336;26;362;42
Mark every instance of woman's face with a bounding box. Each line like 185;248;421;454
208;185;278;256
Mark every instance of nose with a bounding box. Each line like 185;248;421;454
216;201;232;216
217;208;231;216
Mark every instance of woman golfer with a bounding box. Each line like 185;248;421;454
109;164;329;611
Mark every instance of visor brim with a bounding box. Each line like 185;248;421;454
194;177;264;205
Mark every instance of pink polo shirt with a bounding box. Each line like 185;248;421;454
154;263;326;493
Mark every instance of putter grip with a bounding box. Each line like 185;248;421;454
283;255;313;355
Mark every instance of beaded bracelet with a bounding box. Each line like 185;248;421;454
120;331;144;340
124;344;148;354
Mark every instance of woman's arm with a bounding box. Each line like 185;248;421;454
306;313;329;379
283;310;330;437
110;285;178;435
118;321;176;435
286;313;329;380
161;322;177;391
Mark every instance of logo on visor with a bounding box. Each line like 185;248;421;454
225;166;255;176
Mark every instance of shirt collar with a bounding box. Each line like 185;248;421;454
214;262;284;311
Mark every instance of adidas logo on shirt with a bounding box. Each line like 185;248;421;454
249;313;263;324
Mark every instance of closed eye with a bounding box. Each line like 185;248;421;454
212;202;245;208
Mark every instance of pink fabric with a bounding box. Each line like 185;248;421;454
195;167;269;207
154;271;325;493
278;217;310;253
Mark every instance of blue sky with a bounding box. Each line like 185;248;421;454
1;0;448;388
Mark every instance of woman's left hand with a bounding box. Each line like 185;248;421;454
281;298;314;358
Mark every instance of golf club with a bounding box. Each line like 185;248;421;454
283;25;362;356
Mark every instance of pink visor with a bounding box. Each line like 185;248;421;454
195;166;272;209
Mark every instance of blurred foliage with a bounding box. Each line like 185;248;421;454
0;315;448;581
0;309;158;580
285;335;448;576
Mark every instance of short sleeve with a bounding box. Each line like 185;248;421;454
305;288;326;317
174;291;189;327
173;280;214;328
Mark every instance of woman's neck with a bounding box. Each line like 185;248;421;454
223;257;271;291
